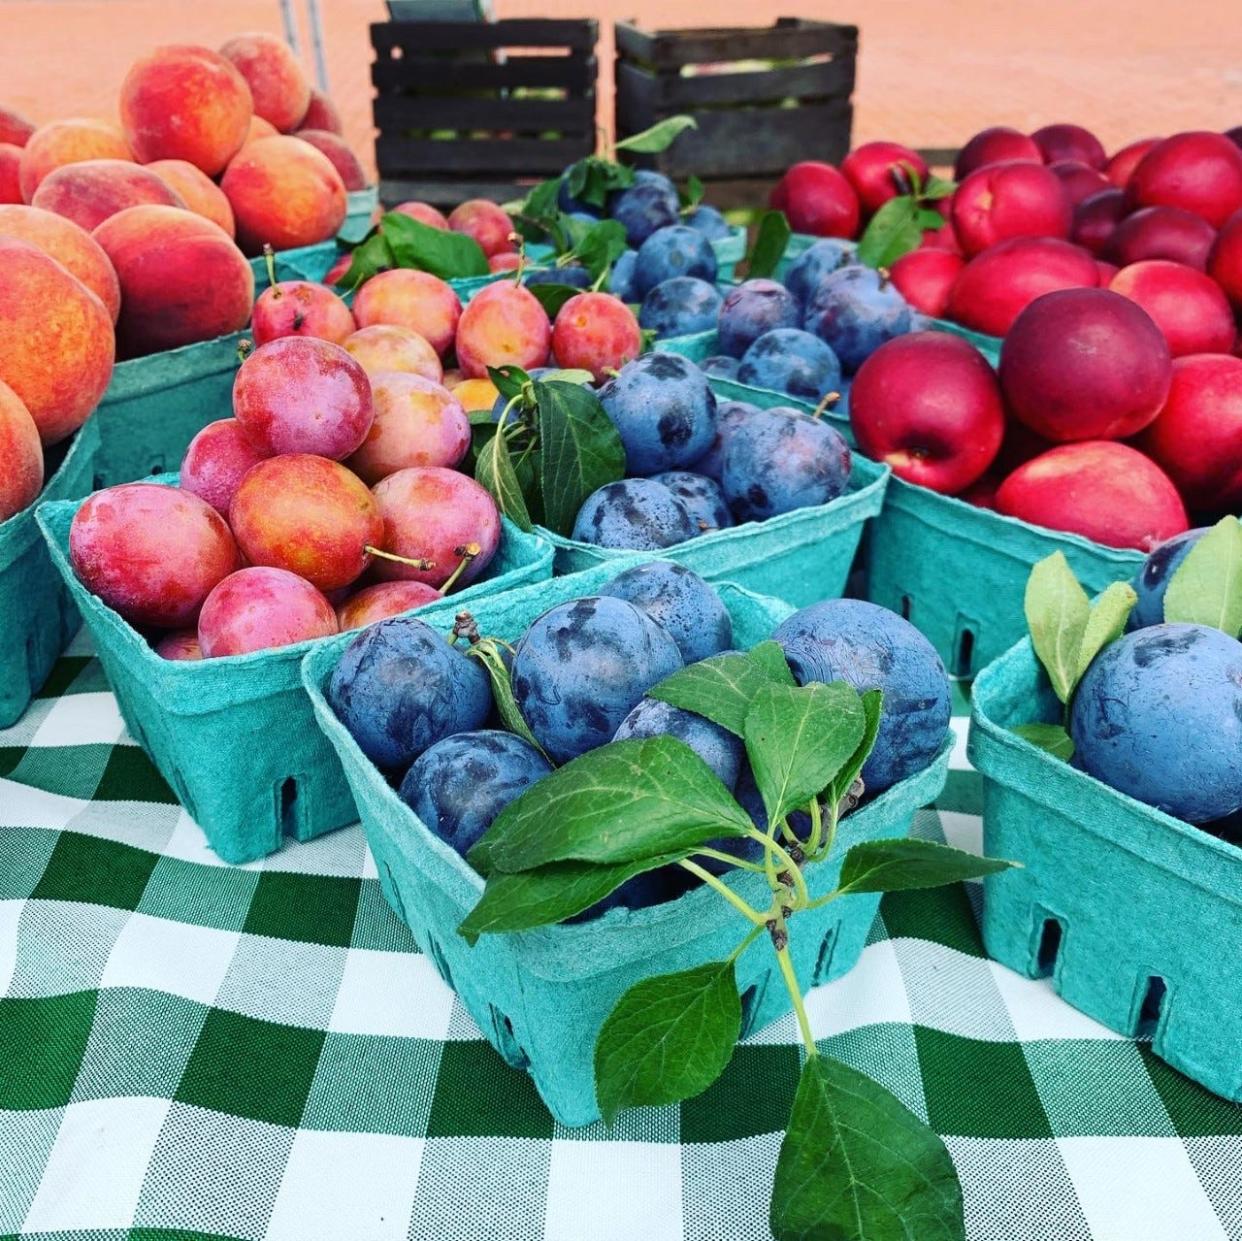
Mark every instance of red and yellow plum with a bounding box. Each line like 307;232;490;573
552;291;642;381
336;580;442;631
347;372;469;483
198;566;337;657
179;417;270;516
455;280;551;379
352;269;462;358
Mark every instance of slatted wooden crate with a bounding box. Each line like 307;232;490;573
371;19;598;208
615;18;856;207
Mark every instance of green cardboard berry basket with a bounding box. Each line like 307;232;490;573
969;638;1242;1101
35;479;554;864
0;418;101;728
341;186;381;244
302;561;953;1126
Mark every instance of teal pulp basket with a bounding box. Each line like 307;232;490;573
970;638;1242;1101
0;418;101;728
303;562;953;1126
341;186;380;244
36;482;554;864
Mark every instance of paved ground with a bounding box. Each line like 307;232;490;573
3;0;1239;183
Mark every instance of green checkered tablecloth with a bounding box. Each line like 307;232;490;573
2;631;1240;1240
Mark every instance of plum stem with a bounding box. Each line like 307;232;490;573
678;860;768;924
365;546;435;571
440;543;481;594
510;234;526;284
236;338;254;365
812;392;839;419
262;243;280;297
451;611;481;645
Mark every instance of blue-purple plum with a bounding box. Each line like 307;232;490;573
651;470;733;532
609;249;639;302
512;595;683;763
639;276;722;340
783;238;858;306
1070;623;1242;823
803;266;913;373
633;224;718;298
601;560;732;663
700;355;739;380
737;327;842;403
614;696;741;789
684;204;732;241
689;399;759;481
1129;528;1209;629
774;598;951;793
399;730;552;857
526;264;591;289
571;478;697;550
721;405;852;522
607;170;680;247
718;279;801;358
328;616;491;771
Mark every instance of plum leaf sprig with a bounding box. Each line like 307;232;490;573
336;211;490;288
459;640;1012;1240
856;165;956;270
1162;516;1242;636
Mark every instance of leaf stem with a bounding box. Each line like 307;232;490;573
727;922;765;964
806;798;823;856
678;860;768;925
775;942;818;1060
693;846;768;874
745;827;809;909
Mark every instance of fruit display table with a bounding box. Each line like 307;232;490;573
2;633;1237;1240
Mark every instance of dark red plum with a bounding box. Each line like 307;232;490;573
954;127;1042;179
951;161;1071;256
650;470;733;533
639;276;723;341
802;267;913;373
601;560;732;664
571;478;698;550
1109;260;1236;357
1108;205;1217;270
614;697;741;790
1032;124;1107;169
889;248;964;317
552;292;642;382
738;328;842;403
1207;209;1242;311
633;225;718;299
1071;188;1127;255
718;279;800;358
1129;529;1209;629
1105;137;1161;187
1127;131;1242;227
1049;160;1110;206
769;162;860;238
841;141;928;214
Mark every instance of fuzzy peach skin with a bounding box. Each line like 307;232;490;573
0;236;114;445
0;204;120;321
179;418;270;516
551;292;642;382
455;281;551;379
335;580;442;631
0;107;35;148
298;89;342;136
343;324;442;382
121;44;253;176
69;483;239;628
244;115;279;145
31;158;184;234
92;205;253;358
351;269;461;358
1;144;24;203
251;280;356;346
198;566;337;657
294;130;366;192
0;379;43;522
147;159;235;236
221;135;346;255
233;336;373;458
153;630;203;660
219;33;311;134
230;453;383;592
17;119;131;202
347;373;470;484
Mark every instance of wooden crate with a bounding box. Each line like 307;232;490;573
615;18;856;207
371;19;598;208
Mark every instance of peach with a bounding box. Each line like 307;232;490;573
233;336;373;458
0;144;22;203
1208;209;1242;311
230;453;382;591
198;567;337;657
219;33;311;133
551;292;641;382
244;115;279;145
0;204;121;321
347;373;469;483
1127;131;1242;228
455;280;551;379
154;630;203;660
995;441;1188;550
0;236;114;444
92;205;253;358
121;45;253;175
371;466;500;588
344;323;441;382
452;377;500;412
221;135;347;255
251;279;356;346
1105;137;1161;188
951;161;1071;256
298;89;343;135
1070;188;1127;255
31;159;183;233
841;141;928;215
1048;160;1110;207
294;130;366;192
1108;205;1217;270
179;418;270;516
147;159;235;236
18;119;131;201
1032;124;1107;170
336;580;442;631
69;483;239;627
0;380;43;521
394;200;448;229
954;127;1042;179
889;248;964;317
448;199;516;257
351;269;461;356
0;107;35;148
1108;260;1236;358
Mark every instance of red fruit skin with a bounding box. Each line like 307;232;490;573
0;379;43;521
1109;260;1236;358
198;567;337;658
919;203;961;253
1049;160;1111;207
889;248;965;317
951;161;1071;256
947;237;1098;337
294;129;367;192
960;474;1000;509
154;630;202;660
324;251;351;286
347;372;470;484
180;418;270;516
488;252;521;272
298;90;343;136
1140;354;1242;512
850;331;1005;495
954;127;1043;179
69;483;239;628
251;280;356;346
352;268;461;357
455;281;551;379
393;200;449;229
994;417;1056;476
336;580;442;631
998;287;1172;441
1126;131;1242;228
769;162;860;238
0;107;35;148
1108;205;1218;270
551;292;642;382
995;441;1189;550
1105;137;1161;187
0;144;20;203
447;199;515;257
1071;188;1127;255
233;337;373;459
1207;209;1242;311
840;142;928;215
1095;259;1119;284
1032;124;1107;170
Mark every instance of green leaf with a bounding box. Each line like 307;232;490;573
458;852;685;944
595;961;740;1123
383;211;490;278
747;640;795;686
535;380;627;535
923;174;957;200
856;196;923;269
536;367;594;386
615;115;698;154
679;173;705;212
1011;722;1074;761
837;838;1015;895
830;688;883;805
569;218;629;282
771;1055;965;1241
1024;551;1091;704
916;206;946;230
470;736;752;874
339;230;393;290
526;282;582;319
486;365;531;404
744;682;865;828
515;177;562;239
649;652;774;736
747;210;793;279
1075;581;1138;679
466;639;546;758
475;426;533;532
1163;516;1242;635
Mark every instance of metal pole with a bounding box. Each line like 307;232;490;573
278;0;302;57
304;0;331;93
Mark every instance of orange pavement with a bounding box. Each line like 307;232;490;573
2;0;1238;186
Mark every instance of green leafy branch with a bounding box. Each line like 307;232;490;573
856;165;956;270
337;211;491;289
